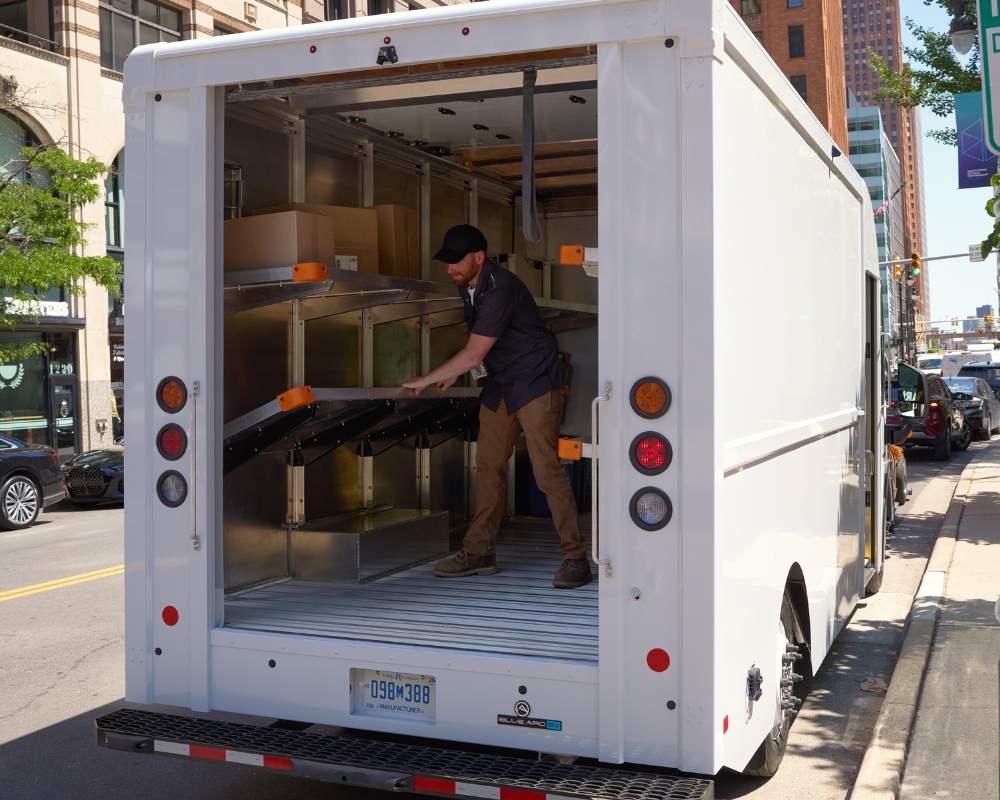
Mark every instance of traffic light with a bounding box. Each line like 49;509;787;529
910;251;921;277
986;314;996;327
951;317;960;327
893;264;902;280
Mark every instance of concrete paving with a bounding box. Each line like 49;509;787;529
898;443;1000;800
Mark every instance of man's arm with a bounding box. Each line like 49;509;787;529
402;334;496;394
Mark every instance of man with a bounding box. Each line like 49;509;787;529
402;225;591;589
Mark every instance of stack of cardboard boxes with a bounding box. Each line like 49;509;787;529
224;203;421;280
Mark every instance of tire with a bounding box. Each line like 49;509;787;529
954;421;972;452
980;413;993;441
744;593;800;777
0;475;40;530
933;426;952;461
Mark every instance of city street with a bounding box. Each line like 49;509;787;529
0;442;989;799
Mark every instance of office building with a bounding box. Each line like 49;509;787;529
731;0;848;152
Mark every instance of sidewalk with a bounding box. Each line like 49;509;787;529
898;442;1000;799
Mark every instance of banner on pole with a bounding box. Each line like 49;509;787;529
956;92;998;188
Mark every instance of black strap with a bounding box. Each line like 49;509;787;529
522;69;542;243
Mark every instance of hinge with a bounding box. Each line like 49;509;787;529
865;490;871;508
865;342;871;358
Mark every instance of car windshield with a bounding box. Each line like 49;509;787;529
920;357;942;369
943;378;978;399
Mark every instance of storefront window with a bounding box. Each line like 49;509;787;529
0;332;77;451
105;151;124;250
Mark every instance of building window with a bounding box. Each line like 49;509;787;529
367;0;385;14
787;0;802;6
326;0;347;18
754;31;764;44
790;75;807;101
0;0;28;43
213;24;232;35
105;151;124;250
99;0;182;73
741;0;761;13
788;25;805;58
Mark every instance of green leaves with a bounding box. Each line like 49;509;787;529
0;143;120;363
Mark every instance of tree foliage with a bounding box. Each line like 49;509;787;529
866;1;1000;256
0;142;120;363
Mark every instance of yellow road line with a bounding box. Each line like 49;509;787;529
0;565;125;602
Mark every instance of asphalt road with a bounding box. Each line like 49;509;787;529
0;445;983;799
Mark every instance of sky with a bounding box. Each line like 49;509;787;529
902;0;999;326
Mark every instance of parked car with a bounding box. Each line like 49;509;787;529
0;434;66;529
903;373;969;459
61;443;124;506
957;362;1000;396
943;376;1000;441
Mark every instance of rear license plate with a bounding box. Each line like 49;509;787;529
351;669;436;723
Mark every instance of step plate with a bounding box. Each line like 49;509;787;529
95;709;713;800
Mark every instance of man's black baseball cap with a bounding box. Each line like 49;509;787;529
432;224;488;263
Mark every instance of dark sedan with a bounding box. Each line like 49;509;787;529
61;444;124;506
0;434;66;529
943;376;1000;440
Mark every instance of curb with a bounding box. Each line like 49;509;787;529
848;446;988;800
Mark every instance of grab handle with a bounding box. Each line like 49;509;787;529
591;381;612;578
190;381;201;552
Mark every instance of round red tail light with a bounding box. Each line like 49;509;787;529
157;424;187;460
630;432;672;475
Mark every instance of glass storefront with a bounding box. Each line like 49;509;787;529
0;332;78;454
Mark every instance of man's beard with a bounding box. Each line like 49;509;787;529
451;272;471;287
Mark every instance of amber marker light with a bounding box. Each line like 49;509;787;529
630;377;671;419
156;376;187;414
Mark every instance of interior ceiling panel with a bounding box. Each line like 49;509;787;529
320;87;597;151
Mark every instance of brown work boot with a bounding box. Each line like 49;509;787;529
553;558;593;589
434;550;500;577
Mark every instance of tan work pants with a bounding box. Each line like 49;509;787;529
464;389;587;560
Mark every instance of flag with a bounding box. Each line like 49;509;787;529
873;182;905;220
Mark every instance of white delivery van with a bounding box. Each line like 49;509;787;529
97;0;913;793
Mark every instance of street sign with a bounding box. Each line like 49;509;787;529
979;0;1000;154
971;243;986;262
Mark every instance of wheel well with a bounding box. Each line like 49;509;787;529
784;564;813;679
4;471;41;492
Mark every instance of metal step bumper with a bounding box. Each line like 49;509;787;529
95;709;713;800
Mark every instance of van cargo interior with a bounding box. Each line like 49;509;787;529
222;48;599;664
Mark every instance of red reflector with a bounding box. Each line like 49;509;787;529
924;427;935;437
636;437;666;469
415;777;456;794
162;605;179;626
309;45;317;53
501;790;544;800
190;745;226;761
461;26;470;35
384;36;391;44
160;427;185;458
646;648;670;672
263;755;292;770
723;715;729;733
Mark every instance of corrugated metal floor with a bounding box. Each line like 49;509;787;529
224;519;598;663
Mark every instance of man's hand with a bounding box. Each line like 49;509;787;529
401;334;496;396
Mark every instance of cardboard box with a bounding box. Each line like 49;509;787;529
223;211;337;272
374;204;420;280
254;203;379;274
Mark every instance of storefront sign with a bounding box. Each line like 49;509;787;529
956;92;999;188
112;342;124;364
4;299;70;317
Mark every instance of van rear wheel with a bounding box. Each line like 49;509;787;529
744;593;801;777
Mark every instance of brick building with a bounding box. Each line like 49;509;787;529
841;0;928;319
731;0;848;153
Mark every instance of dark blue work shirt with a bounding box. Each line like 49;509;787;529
459;259;561;413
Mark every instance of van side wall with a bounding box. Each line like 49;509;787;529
714;22;871;772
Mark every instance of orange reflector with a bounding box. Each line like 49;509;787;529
558;438;582;460
276;385;315;412
633;381;667;416
160;380;186;411
292;262;327;282
559;245;584;266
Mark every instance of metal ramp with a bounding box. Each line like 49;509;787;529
95;708;713;799
225;520;599;663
